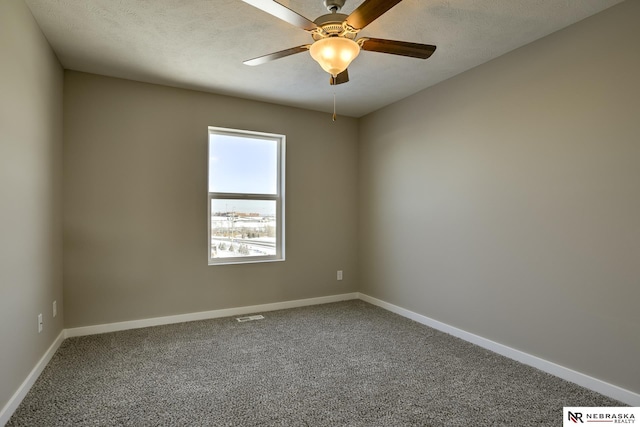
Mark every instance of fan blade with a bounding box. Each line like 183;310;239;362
360;38;436;59
244;45;310;66
330;69;349;85
242;0;317;31
346;0;403;30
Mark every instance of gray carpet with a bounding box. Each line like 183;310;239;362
8;300;622;426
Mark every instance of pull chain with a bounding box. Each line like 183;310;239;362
332;93;337;122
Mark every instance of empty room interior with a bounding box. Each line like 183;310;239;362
1;0;639;424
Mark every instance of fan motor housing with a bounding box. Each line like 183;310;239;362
312;13;356;40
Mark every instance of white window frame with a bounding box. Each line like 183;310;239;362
207;126;285;265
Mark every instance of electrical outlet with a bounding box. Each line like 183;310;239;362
53;301;57;317
38;313;43;333
337;270;343;281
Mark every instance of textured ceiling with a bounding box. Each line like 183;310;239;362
25;0;624;117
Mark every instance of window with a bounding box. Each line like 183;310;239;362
208;127;285;265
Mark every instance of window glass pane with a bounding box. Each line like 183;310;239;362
210;199;276;259
208;134;278;194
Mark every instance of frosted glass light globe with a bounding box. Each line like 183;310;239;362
309;37;360;77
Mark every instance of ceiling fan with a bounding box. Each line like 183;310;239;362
242;0;437;85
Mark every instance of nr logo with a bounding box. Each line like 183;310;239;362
568;412;583;423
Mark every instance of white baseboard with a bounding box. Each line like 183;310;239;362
65;292;359;338
358;293;640;406
0;330;65;426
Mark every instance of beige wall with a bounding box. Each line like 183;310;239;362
63;71;359;327
358;0;640;394
0;0;64;413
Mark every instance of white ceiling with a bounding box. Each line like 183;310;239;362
25;0;624;117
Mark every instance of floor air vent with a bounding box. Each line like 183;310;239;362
236;314;265;322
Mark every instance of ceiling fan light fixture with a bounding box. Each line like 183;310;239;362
309;37;360;77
